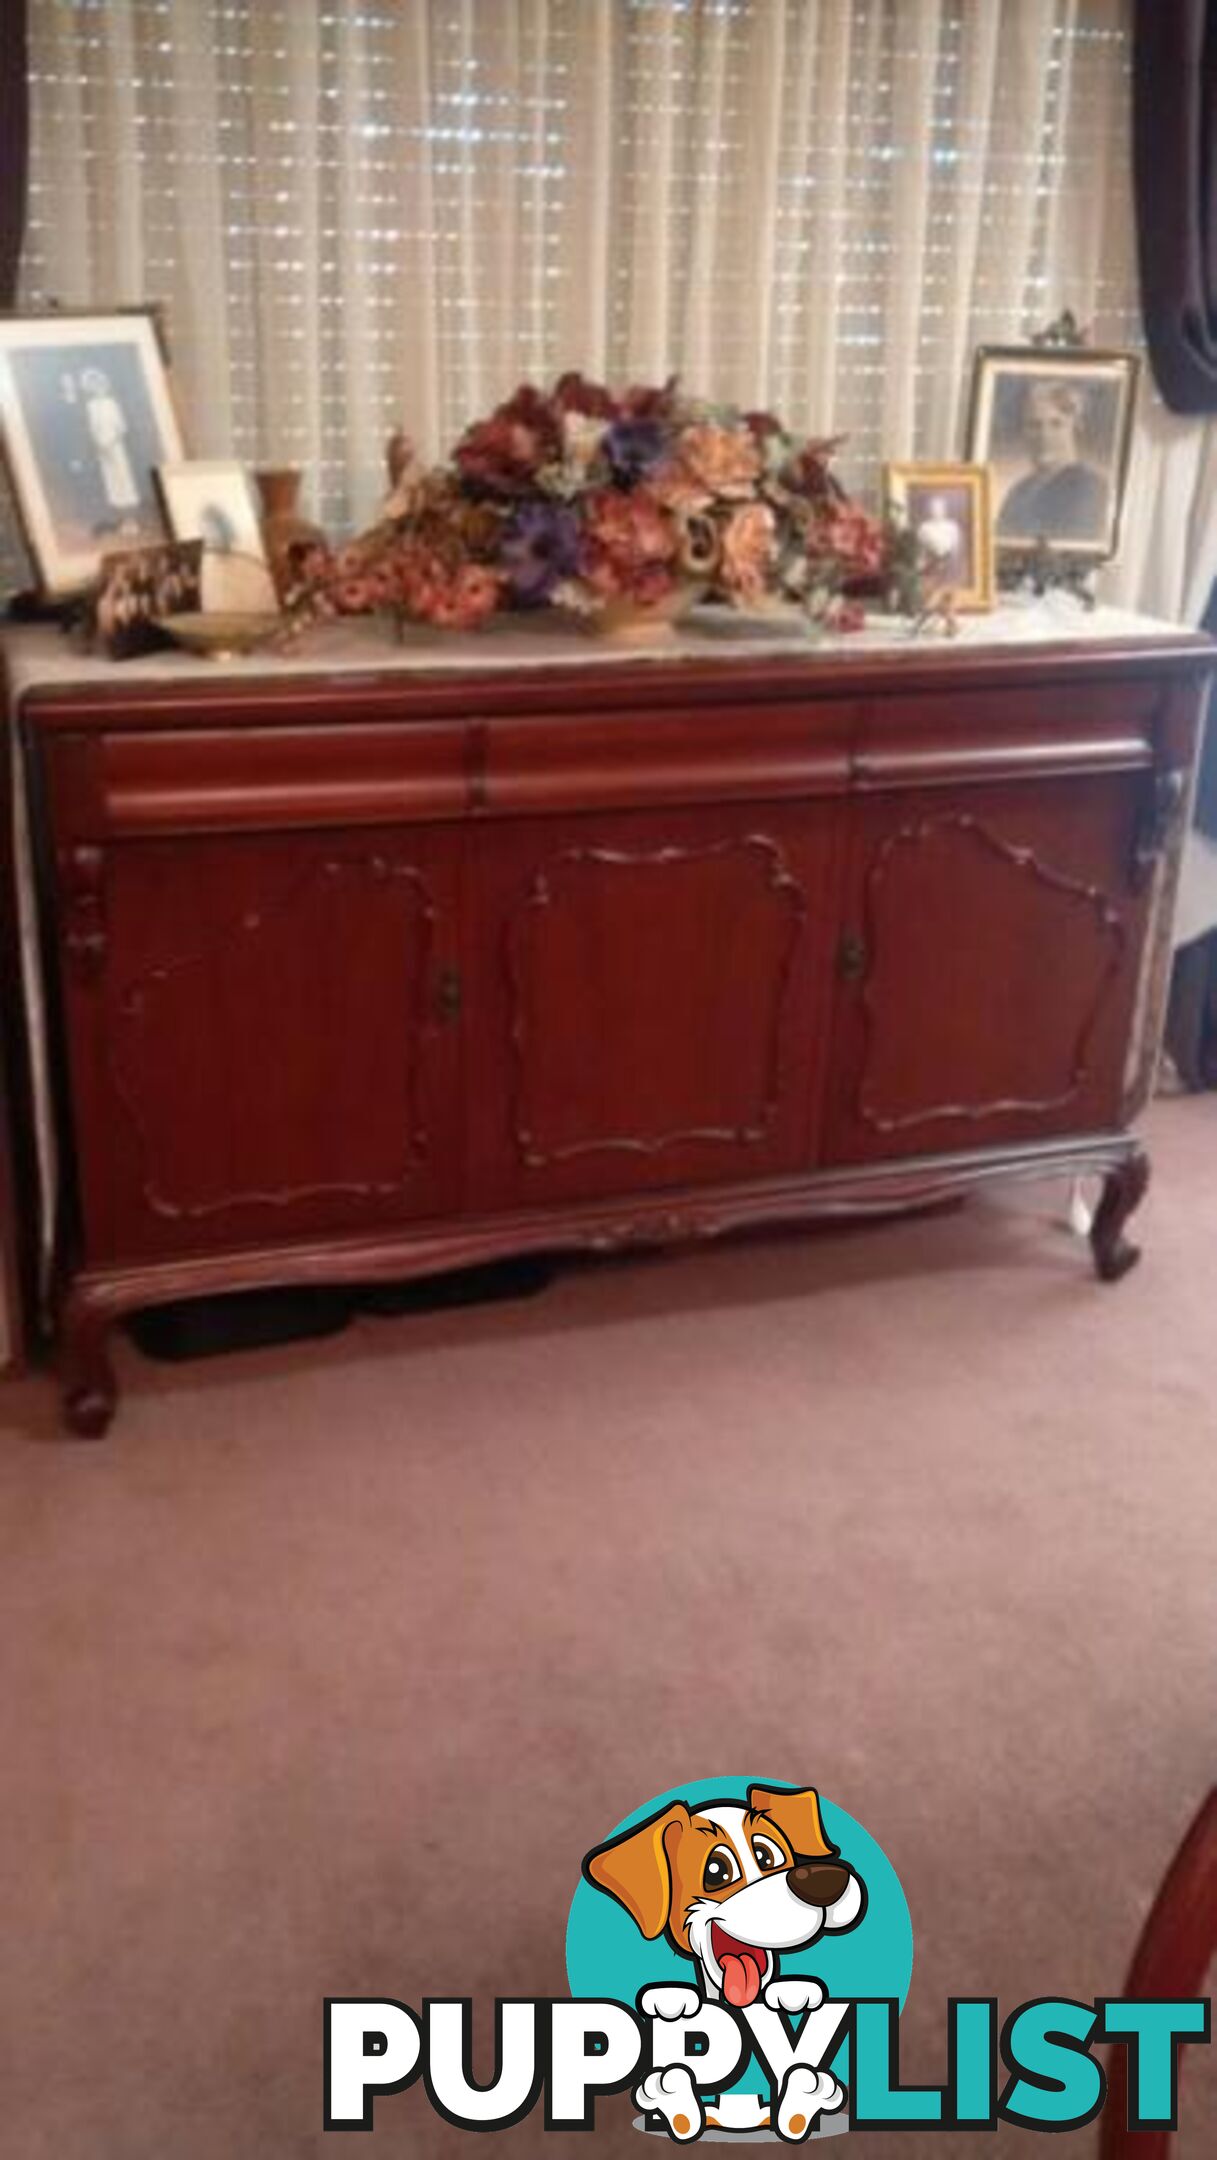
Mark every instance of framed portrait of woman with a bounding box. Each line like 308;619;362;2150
965;346;1139;567
0;308;185;598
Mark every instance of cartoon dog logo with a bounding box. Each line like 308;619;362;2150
584;1784;865;2138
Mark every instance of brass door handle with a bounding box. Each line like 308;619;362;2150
435;965;463;1022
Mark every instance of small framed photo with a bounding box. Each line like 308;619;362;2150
965;346;1139;563
85;539;204;661
156;459;278;612
884;462;995;611
0;308;185;598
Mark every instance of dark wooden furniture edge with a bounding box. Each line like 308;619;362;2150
0;650;47;1366
59;1132;1145;1436
1099;1787;1217;2160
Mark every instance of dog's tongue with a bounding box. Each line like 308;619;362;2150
720;1946;765;2008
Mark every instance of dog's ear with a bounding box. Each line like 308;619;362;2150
583;1802;690;1939
748;1785;835;1861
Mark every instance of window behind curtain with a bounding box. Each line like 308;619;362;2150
5;0;1139;590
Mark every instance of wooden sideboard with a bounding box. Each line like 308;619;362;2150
15;619;1213;1433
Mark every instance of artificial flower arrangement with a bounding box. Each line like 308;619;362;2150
285;374;910;636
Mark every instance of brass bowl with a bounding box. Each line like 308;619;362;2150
161;611;283;660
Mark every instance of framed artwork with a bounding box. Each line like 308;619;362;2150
965;345;1139;564
0;308;185;598
156;459;278;612
86;539;204;660
884;462;994;611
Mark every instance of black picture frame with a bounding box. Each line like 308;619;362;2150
965;344;1140;567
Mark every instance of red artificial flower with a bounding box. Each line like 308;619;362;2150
453;383;563;495
808;499;886;579
582;486;677;564
426;563;501;630
783;438;850;504
552;370;619;420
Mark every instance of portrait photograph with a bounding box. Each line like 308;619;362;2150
87;538;204;660
156;460;278;613
0;309;185;597
966;346;1139;563
885;461;994;611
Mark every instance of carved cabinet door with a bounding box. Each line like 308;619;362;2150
60;827;465;1258
465;806;841;1210
824;773;1152;1164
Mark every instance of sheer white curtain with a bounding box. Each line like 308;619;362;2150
16;0;1217;620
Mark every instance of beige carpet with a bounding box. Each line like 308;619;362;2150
1;1096;1214;2159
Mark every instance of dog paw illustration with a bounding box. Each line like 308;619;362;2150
763;1976;826;2015
634;2066;704;2142
639;1984;703;2022
776;2066;845;2142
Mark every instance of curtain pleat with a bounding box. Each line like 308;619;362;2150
389;3;442;463
798;3;852;439
246;3;325;481
918;1;1000;459
678;5;731;392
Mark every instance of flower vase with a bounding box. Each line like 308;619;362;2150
254;468;327;598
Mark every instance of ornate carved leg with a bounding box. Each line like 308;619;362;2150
1089;1148;1150;1284
61;1288;118;1437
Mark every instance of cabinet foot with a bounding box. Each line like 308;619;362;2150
1089;1149;1150;1283
61;1295;118;1437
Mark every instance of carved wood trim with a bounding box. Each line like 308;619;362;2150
505;834;808;1167
67;1131;1144;1320
1099;1786;1217;2160
856;812;1127;1132
59;1127;1146;1431
109;853;439;1219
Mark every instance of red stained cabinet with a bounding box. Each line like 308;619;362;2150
20;629;1212;1431
824;773;1153;1163
69;828;465;1256
467;807;841;1209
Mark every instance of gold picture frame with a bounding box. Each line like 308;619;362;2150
884;462;995;612
0;307;185;599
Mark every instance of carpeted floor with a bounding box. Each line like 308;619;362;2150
1;1096;1214;2159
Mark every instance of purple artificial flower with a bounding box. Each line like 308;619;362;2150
604;417;666;485
501;501;581;605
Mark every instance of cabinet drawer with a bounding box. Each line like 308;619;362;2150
87;722;470;837
480;700;857;815
854;680;1160;789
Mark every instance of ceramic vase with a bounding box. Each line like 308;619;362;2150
253;468;326;596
